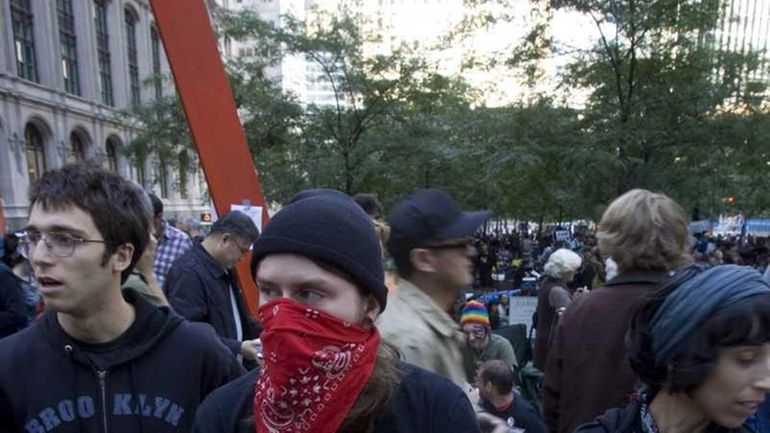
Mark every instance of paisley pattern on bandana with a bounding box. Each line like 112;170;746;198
253;299;379;433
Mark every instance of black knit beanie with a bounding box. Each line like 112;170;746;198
250;189;388;311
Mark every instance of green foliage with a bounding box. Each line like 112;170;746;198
128;0;770;219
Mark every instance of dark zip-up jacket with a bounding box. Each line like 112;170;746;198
0;291;243;433
192;362;482;433
165;243;260;363
575;399;757;433
0;263;28;338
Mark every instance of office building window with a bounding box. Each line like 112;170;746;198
94;0;113;106
151;27;162;99
58;0;79;95
125;9;141;106
10;0;38;82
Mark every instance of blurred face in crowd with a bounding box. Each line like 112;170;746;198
152;213;164;239
463;323;490;351
688;344;770;429
475;370;495;400
499;294;509;306
563;270;578;283
255;253;379;327
424;238;477;290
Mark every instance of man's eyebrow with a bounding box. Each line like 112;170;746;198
256;277;330;287
22;225;88;238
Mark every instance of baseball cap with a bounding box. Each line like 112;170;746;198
387;188;491;245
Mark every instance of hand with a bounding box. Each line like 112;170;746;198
477;412;510;433
240;338;262;361
465;384;480;409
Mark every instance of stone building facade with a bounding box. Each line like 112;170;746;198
0;0;209;230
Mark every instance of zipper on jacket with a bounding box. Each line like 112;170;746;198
97;370;109;433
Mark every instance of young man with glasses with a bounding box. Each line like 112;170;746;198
164;210;262;368
0;162;242;433
377;188;491;387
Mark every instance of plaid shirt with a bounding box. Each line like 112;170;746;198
153;222;193;288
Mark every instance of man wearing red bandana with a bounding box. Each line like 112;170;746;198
192;189;481;433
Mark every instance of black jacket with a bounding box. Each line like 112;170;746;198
480;396;546;433
575;399;757;433
192;363;482;433
0;263;28;338
165;243;260;360
0;291;243;433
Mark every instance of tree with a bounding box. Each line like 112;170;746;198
504;0;770;216
225;7;432;195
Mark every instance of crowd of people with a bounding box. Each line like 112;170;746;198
0;160;769;433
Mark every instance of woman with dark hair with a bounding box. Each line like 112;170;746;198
575;264;770;433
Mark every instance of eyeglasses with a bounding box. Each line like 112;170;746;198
230;237;252;254
235;242;251;254
421;238;474;250
463;326;488;339
19;231;113;258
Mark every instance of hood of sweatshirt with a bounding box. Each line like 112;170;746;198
41;289;184;369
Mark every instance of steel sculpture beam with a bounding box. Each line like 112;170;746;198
149;0;267;314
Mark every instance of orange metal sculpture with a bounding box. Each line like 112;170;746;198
149;0;268;314
0;198;6;235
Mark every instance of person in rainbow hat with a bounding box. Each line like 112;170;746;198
460;300;518;385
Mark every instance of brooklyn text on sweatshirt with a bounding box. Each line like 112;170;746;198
0;291;244;433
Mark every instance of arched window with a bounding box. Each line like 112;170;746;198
69;132;85;162
25;124;46;183
125;8;140;106
106;137;119;172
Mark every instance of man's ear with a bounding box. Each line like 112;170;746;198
409;248;437;274
112;243;135;273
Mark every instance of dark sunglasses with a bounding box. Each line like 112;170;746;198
420;238;474;250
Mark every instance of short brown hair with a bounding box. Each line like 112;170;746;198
29;161;149;284
597;189;691;274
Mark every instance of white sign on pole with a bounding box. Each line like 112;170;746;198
508;297;538;332
554;230;571;242
230;204;263;232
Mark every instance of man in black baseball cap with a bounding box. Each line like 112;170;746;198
378;188;491;386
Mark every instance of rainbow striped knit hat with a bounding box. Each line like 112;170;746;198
460;300;490;327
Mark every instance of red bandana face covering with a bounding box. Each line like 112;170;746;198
253;299;380;433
